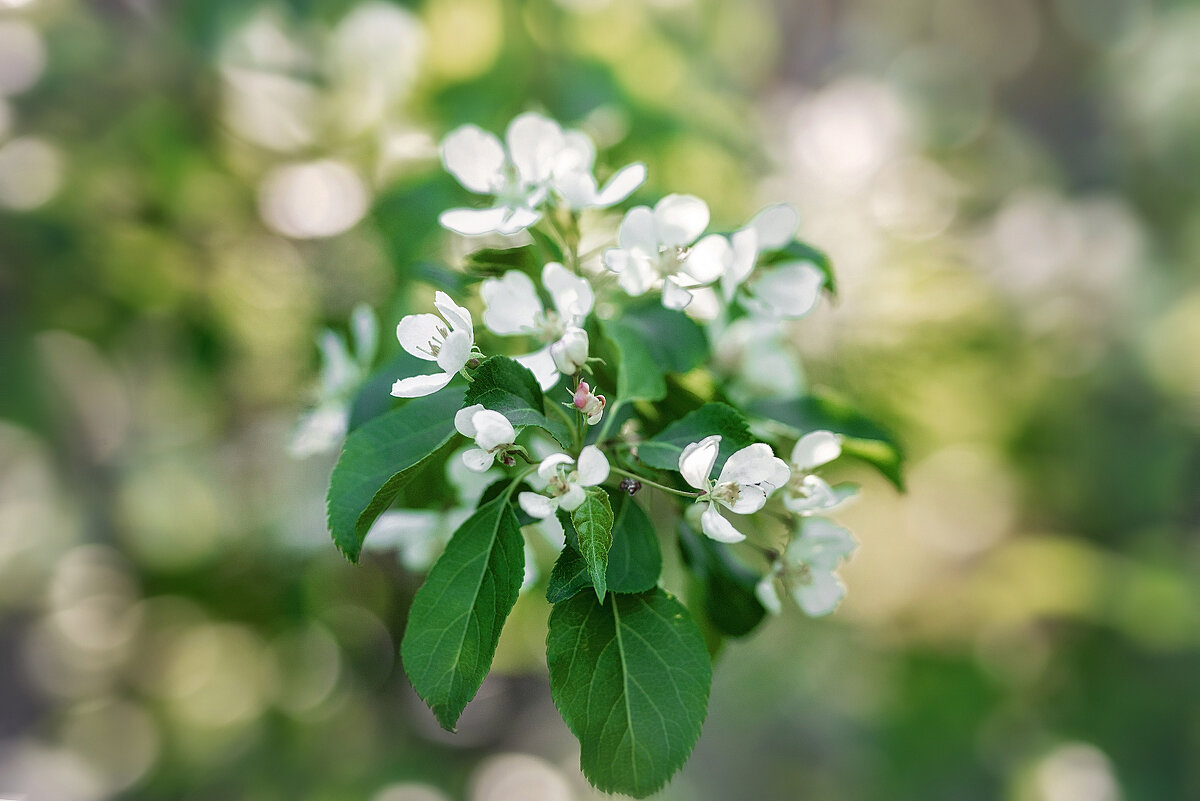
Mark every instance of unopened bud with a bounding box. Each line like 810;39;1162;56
501;454;516;467
618;477;642;496
550;327;589;374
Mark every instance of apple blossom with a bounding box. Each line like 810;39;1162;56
518;445;610;518
717;203;826;319
678;435;790;543
755;517;857;617
602;194;733;310
784;430;856;515
439;112;645;236
391;291;477;398
454;404;518;472
481;262;593;388
572;379;606;426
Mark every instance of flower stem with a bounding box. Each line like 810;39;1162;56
608;466;701;499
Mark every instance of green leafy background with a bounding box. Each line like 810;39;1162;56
3;0;1200;799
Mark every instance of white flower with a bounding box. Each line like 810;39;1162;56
572;379;606;426
755;517;857;617
290;304;379;457
678;435;790;543
454;404;517;472
518;445;610;518
719;203;825;319
439;112;645;236
391;291;476;398
481;262;594;389
784;431;854;515
602;194;732;310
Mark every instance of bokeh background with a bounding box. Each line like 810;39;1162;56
3;0;1200;798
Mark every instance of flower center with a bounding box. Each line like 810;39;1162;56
710;480;740;504
533;309;565;341
417;324;450;359
547;467;577;497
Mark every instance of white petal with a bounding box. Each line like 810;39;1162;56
558;483;587;512
654;194;709;247
439;206;513;236
506;112;564;185
746;262;824;319
495;204;543;234
787;517;857;570
441;124;507;194
593;162;646;206
575;445;609;486
791;570;845;617
435;329;472;373
554;130;597;176
791;430;842;471
725;484;770;515
617;206;659;254
678;435;721;490
515;346;560;391
722;227;758;300
390;371;453;397
553;170;600;209
350;303;379;366
755;576;783;615
748;203;798;250
461;448;496;472
550;327;589;375
454;403;485;437
395;313;446;361
433;291;473;333
700;502;745;543
681;234;731;284
481;271;543;335
615;253;658;296
661;278;693;310
543;262;594;320
318;331;355;393
537;452;575;482
719;443;791;492
471;409;515;451
518;491;556;519
782;475;839;515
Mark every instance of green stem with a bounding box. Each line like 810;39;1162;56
595;398;625;444
608;466;702;499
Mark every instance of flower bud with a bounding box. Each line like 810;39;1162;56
550;326;589;375
572;379;606;425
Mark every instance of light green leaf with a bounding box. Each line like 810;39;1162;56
327;386;464;562
638;403;755;475
750;391;905;490
464;356;572;447
547;588;712;797
399;486;525;731
546;493;662;603
570;488;614;602
599;298;707;402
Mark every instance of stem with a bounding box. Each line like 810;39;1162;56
595;399;625;444
609;466;702;499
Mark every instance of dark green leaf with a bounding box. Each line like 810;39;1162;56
677;523;766;638
464;245;539;276
546;493;661;603
327;387;465;562
759;239;837;297
638;403;755;475
570;488;614;602
750;391;905;490
464;356;572;447
399;488;525;731
547;588;712;797
599;298;707;402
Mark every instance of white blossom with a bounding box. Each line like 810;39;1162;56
602;194;732;310
783;431;855;515
481;262;594;388
439;112;645;236
678;435;790;543
719;203;825;319
755;517;857;617
454;404;516;472
391;291;475;398
518;445;610;518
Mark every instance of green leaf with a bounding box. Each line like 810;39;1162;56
750;391;905;490
570;488;615;602
399;487;525;731
464;356;572;447
759;239;837;297
547;588;712;797
547;493;662;603
599;298;707;402
638;403;755;475
327;386;465;562
464;244;538;276
677;523;766;639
